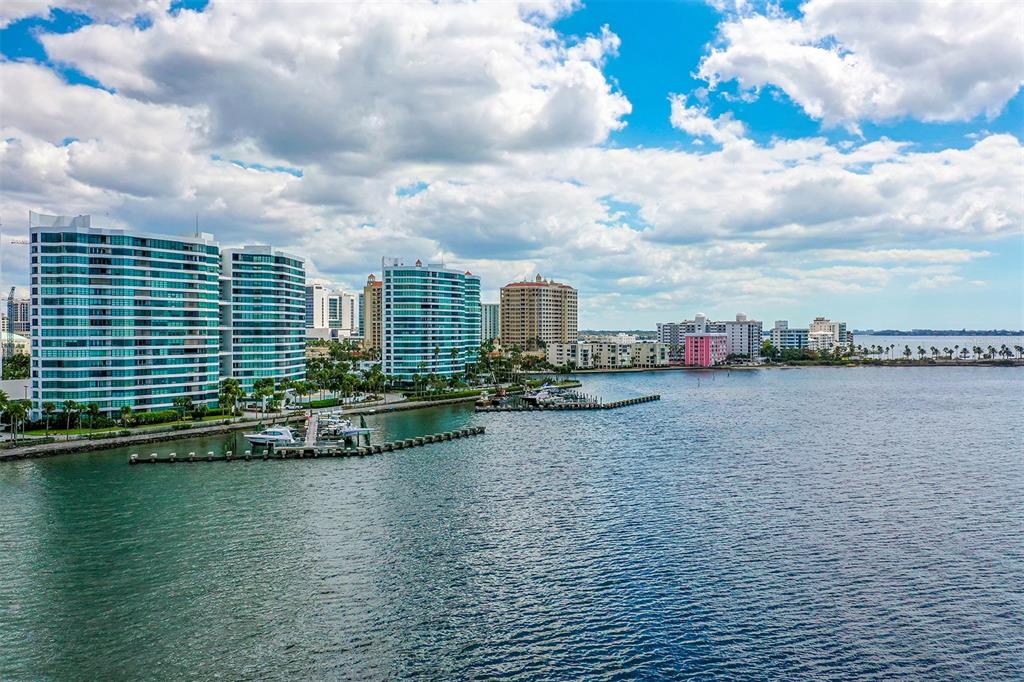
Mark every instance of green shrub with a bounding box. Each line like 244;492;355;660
133;410;181;426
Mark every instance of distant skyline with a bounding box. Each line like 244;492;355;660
1;0;1021;329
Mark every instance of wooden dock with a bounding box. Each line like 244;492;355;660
305;413;319;447
475;394;660;412
128;426;486;465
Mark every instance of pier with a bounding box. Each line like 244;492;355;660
475;394;660;412
128;426;486;465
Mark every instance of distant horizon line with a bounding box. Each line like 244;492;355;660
578;328;1024;336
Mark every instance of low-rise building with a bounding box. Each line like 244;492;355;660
592;342;633;369
630;342;670;368
546;340;669;370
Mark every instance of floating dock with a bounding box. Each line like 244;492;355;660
128;426;485;465
475;394;660;412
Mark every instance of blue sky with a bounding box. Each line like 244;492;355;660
1;0;1021;328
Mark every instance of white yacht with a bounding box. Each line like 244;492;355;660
243;425;297;445
321;417;372;438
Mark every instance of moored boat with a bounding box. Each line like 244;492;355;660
243;426;297;445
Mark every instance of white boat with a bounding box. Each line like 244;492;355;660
243;426;297;445
321;418;372;438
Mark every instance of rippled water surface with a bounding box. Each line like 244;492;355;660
2;367;1023;680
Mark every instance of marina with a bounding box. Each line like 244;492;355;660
475;394;660;412
128;426;486;464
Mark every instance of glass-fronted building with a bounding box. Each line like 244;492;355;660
220;246;306;394
29;213;221;416
382;259;481;380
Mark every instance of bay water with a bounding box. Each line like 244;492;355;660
2;367;1022;680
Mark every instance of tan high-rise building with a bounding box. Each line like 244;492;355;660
362;274;383;351
500;274;577;350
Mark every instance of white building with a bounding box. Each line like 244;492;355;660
808;317;848;350
546;340;669;370
656;313;763;361
482;302;500;342
305;284;358;337
725;313;763;358
584;332;640;344
807;331;837;351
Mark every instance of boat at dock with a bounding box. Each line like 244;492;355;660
243;425;298;445
319;417;372;438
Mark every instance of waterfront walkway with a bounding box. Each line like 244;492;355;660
0;393;493;462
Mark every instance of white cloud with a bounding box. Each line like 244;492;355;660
700;0;1024;128
0;0;168;27
812;248;991;265
668;93;745;144
41;1;630;166
909;274;964;290
0;0;1020;326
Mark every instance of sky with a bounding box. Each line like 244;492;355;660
0;0;1022;329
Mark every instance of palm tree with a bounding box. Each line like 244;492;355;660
119;405;134;427
42;401;56;436
1015;345;1023;359
418;361;428;394
0;390;9;438
916;346;925;361
86;403;101;433
5;401;27;444
63;400;78;433
219;378;244;415
987;345;996;360
930;346;939;359
903;345;912;361
172;396;193;421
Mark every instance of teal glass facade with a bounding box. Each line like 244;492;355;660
382;261;481;380
220;246;306;394
29;213;221;416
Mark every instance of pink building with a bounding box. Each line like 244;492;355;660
684;333;728;367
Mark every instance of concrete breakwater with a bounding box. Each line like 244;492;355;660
475;394;660;412
128;426;486;465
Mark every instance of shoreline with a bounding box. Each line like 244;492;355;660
532;359;1023;375
0;393;489;463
